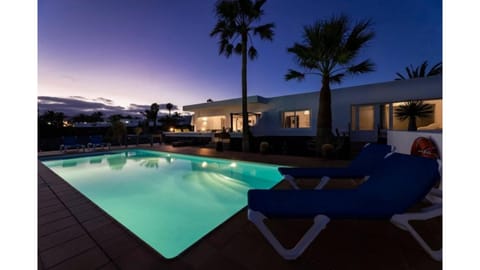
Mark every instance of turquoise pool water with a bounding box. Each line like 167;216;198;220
41;149;282;258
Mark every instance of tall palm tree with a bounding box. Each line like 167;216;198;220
141;103;160;132
210;0;275;152
394;100;434;131
285;15;375;152
166;103;173;117
395;61;442;80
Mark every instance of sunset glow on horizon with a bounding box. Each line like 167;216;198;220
38;0;442;116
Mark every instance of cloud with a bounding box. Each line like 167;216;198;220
94;97;114;104
128;103;150;111
38;96;142;117
69;95;87;100
38;96;182;118
159;103;179;111
129;103;179;112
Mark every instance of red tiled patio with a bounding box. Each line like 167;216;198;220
38;145;442;270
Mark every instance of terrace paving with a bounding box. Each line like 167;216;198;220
38;144;442;270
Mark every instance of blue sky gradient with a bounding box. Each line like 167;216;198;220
38;0;442;116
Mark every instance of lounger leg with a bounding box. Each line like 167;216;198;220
314;176;331;190
425;188;442;204
390;205;442;261
284;175;331;190
248;209;330;260
283;175;300;190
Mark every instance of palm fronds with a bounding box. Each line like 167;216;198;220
395;61;442;80
394;100;433;120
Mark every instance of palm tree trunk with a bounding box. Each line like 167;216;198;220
241;33;250;152
153;116;157;132
408;116;417;131
316;77;333;154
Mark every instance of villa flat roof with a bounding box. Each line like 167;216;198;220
183;76;442;112
183;95;268;111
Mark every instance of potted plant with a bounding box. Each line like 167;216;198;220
394;100;434;131
321;143;335;159
215;128;230;152
259;141;269;154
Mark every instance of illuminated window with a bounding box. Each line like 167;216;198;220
194;115;225;132
358;105;374;130
231;113;260;132
282;110;311;128
392;99;442;130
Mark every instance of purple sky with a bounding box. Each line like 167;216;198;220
38;0;442;116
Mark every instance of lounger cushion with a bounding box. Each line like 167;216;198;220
277;143;393;178
356;153;440;213
248;153;440;219
347;143;394;173
277;167;366;179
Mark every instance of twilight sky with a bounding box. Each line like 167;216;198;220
38;0;442;116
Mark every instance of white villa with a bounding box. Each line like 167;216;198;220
181;76;442;143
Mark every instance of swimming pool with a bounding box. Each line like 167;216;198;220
41;149;282;258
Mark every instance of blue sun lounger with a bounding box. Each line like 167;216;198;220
248;153;442;261
87;135;111;151
278;143;395;189
60;136;85;152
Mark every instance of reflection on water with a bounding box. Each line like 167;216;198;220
62;160;77;167
182;171;249;200
139;158;160;169
165;155;175;164
43;150;281;195
89;156;103;164
106;153;127;170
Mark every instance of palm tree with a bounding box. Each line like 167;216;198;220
108;114;123;123
108;119;127;146
166;103;173;117
395;61;442;80
210;0;275;152
394;100;434;131
39;110;64;129
72;113;89;123
141;103;160;132
285;15;375;152
90;111;104;122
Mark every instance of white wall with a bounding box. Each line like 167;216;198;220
183;76;442;138
331;76;442;133
387;130;443;158
256;76;442;137
187;101;270;132
252;92;318;136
